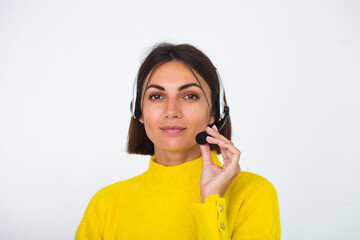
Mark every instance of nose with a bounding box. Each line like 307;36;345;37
163;98;181;119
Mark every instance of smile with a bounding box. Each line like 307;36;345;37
160;126;186;135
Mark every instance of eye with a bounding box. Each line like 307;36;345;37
149;94;163;100
184;94;199;100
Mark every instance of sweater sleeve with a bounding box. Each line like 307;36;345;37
75;190;107;240
193;194;230;240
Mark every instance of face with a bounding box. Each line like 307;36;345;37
139;61;215;154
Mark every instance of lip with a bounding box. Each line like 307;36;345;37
160;125;186;135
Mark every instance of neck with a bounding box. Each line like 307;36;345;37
154;144;202;166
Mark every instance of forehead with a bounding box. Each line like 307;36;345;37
144;61;210;90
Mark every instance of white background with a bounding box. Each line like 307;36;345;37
1;0;359;239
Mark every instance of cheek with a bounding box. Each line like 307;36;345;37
141;117;157;144
142;105;161;123
185;106;213;127
141;106;162;137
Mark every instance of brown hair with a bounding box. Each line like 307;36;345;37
127;42;232;155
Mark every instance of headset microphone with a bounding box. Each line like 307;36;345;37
195;106;229;145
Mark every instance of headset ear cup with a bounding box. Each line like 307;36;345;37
134;95;141;119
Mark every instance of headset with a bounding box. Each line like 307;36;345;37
130;68;230;135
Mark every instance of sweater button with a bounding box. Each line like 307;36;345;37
219;204;224;212
220;222;226;230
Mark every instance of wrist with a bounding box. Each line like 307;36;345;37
201;193;207;203
200;191;209;203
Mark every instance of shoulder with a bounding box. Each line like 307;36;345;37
89;173;146;206
236;171;275;187
228;171;278;200
80;173;147;222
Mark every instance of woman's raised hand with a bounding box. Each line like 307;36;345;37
199;124;241;203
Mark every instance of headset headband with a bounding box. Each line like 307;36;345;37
216;69;226;121
130;75;138;119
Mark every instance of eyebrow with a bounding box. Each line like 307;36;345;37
145;83;202;92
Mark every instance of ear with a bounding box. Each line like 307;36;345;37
138;116;144;124
208;108;216;125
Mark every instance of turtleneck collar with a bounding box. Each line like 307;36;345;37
144;150;222;190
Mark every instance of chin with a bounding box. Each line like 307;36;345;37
159;140;198;152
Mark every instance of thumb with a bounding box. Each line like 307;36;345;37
199;144;213;167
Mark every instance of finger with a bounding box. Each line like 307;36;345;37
206;136;238;156
218;141;240;155
205;136;232;166
219;143;241;168
219;144;232;167
199;144;214;167
218;142;241;167
205;136;224;145
206;127;231;144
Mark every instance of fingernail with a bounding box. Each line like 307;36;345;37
207;126;213;131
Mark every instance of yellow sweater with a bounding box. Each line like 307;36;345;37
75;151;280;239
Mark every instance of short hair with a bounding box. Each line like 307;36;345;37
127;42;232;155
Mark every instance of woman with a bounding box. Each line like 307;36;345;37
75;43;280;239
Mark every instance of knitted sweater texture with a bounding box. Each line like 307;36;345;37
75;151;280;239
